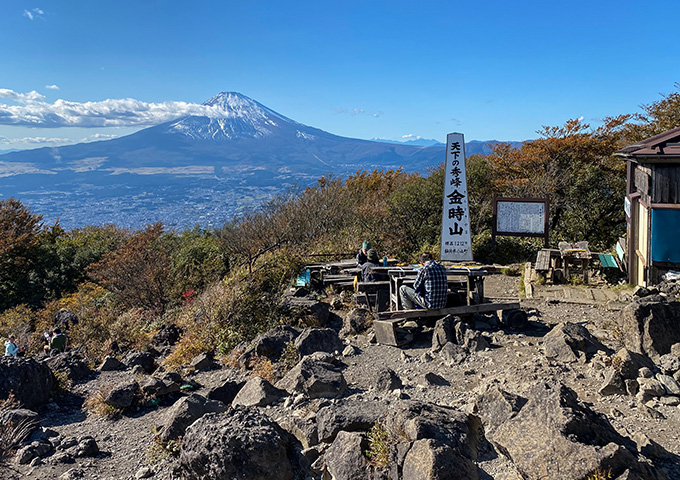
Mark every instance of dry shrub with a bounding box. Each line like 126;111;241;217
84;385;120;418
250;355;276;383
0;305;34;352
0;416;38;463
366;421;391;467
164;249;300;369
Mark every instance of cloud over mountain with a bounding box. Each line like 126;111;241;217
0;89;243;128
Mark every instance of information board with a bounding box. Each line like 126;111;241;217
440;133;473;262
496;201;545;234
492;197;549;247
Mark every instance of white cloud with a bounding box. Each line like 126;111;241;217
351;108;365;116
23;8;45;20
0;135;70;145
45;84;59;90
0;88;244;128
81;133;118;142
0;89;45;103
401;134;422;141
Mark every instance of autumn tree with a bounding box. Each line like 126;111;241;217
87;223;171;314
623;82;680;142
0;198;43;310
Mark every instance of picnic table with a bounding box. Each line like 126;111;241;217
558;241;592;283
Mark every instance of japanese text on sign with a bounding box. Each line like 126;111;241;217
440;133;472;261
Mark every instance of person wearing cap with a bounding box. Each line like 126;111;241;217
399;252;448;310
4;335;19;357
356;240;372;266
361;249;387;282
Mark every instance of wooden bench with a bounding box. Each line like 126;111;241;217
356;281;390;312
373;301;522;346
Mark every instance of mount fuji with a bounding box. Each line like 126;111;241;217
0;92;446;229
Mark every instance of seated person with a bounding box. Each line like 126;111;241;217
356;240;371;266
4;335;19;357
361;249;387;282
399;253;448;310
44;328;67;355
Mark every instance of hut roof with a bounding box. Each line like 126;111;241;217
616;126;680;160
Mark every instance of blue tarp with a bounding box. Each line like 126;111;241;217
651;209;680;263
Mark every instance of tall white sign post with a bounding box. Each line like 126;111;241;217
440;132;473;262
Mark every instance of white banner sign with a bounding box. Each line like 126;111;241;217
440;132;473;261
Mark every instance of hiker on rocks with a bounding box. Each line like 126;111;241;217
356;240;372;266
399;252;448;310
361;249;387;282
44;328;67;355
4;335;19;357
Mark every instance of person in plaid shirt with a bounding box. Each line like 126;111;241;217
399;253;448;309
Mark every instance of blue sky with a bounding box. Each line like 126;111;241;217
1;0;679;151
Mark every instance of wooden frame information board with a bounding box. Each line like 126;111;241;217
492;197;549;247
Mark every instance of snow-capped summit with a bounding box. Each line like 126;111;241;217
167;91;298;141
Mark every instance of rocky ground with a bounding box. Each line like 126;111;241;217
1;271;680;480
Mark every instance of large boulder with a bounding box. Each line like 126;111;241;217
44;351;92;382
431;315;458;352
276;354;347;399
0;409;40;445
104;379;140;409
156;394;228;443
613;348;655;379
179;407;299;480
54;309;78;330
380;401;482;480
122;350;156;373
237;325;300;367
280;296;330;327
324;431;370;480
316;400;388;443
151;323;182;348
473;385;527;432
489;381;659;480
294;327;343;357
232;377;286;407
620;300;680;359
543;322;608;363
0;357;54;408
340;308;373;337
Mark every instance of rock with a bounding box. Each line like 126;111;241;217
232;376;286;407
237;325;300;367
440;342;468;366
342;345;359;356
59;468;84;480
123;350;156;373
276;355;347;399
625;379;639;396
621;300;680;359
489;381;656;480
151;323;182;347
0;408;40;439
294;327;343;357
135;466;154;479
402;438;479;480
431;315;458;352
0;357;54;408
179;407;298;480
374;367;402;392
73;436;98;457
340;308;373;337
543;322;608;363
190;352;216;371
157;394;228;443
614;348;655;379
637;378;666;398
655;374;680;395
104;380;140;409
45;351;92;382
474;386;526;431
421;372;450;387
205;378;247;405
139;376;180;398
324;431;369;480
54;309;78;330
599;368;627;396
632;433;670;460
638;367;654;378
658;353;680;375
276;412;318;449
280;296;330;327
316;400;388;443
98;356;126;372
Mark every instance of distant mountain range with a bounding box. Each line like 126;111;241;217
0;92;521;230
